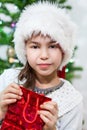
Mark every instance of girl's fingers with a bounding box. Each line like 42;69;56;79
5;83;19;90
40;114;50;125
1;99;17;106
3;93;22;100
0;83;23;116
4;87;22;96
40;101;58;115
39;101;58;127
38;110;54;121
41;101;58;110
44;101;58;109
40;113;56;128
4;83;23;96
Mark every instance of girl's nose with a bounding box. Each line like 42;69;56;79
40;48;49;60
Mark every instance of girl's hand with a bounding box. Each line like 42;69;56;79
38;101;58;130
0;83;23;119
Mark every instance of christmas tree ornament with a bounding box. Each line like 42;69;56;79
9;57;19;63
7;47;15;58
11;22;16;28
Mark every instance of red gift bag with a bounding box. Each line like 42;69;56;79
1;86;51;130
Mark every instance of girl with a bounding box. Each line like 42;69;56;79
0;2;83;130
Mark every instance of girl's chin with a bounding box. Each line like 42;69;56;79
36;70;56;77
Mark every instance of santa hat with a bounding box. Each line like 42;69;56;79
14;1;77;70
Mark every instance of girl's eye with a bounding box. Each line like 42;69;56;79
31;45;39;49
49;45;57;48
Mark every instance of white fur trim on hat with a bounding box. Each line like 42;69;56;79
14;1;77;70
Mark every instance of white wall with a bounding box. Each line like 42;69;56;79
67;0;87;129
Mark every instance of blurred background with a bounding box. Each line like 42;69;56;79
0;0;87;129
67;0;87;129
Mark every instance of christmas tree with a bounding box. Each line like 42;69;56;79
0;0;82;81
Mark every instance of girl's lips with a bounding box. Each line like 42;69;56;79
38;64;51;69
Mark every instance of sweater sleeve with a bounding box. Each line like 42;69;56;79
0;68;20;92
57;102;83;130
0;70;7;92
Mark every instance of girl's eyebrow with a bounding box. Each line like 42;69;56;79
30;41;40;45
30;40;56;44
48;40;56;44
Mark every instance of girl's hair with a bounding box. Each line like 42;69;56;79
18;61;35;89
18;31;40;89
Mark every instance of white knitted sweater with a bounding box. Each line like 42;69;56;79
0;68;83;130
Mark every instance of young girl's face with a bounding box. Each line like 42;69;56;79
25;33;63;77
